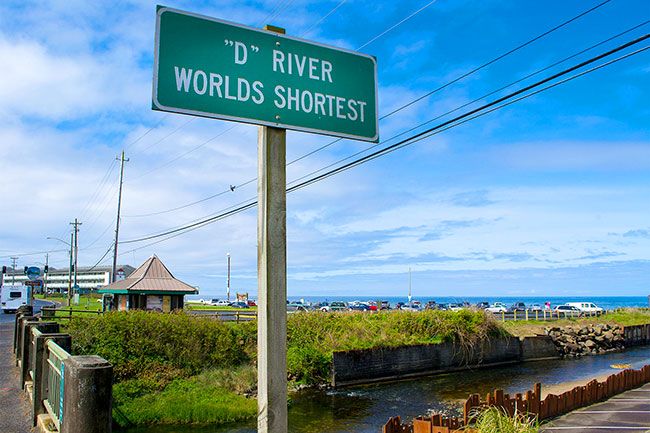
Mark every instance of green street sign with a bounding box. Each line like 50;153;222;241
153;6;378;142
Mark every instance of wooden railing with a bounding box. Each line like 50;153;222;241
41;306;102;320
383;365;650;433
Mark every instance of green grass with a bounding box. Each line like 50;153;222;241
472;407;539;433
112;366;257;427
504;308;650;337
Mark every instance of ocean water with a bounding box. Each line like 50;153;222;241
285;296;650;311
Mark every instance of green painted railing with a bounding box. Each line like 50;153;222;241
43;339;70;431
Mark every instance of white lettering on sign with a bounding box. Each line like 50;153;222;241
272;50;333;82
234;41;247;65
173;66;265;105
171;43;369;125
273;85;366;122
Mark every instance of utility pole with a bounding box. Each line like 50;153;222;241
10;257;18;286
112;150;129;282
70;219;81;295
227;253;231;302
43;253;48;298
68;231;74;306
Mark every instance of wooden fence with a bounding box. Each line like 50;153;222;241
383;364;650;433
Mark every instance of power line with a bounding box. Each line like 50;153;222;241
380;0;614;119
127;125;238;182
86;244;114;273
119;35;648;247
300;0;348;37
357;0;438;50
123;9;636;220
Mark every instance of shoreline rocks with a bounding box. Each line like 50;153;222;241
546;324;625;358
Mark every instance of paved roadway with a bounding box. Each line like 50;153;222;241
0;299;54;324
542;382;650;432
0;320;33;432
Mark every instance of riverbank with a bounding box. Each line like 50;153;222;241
62;308;650;428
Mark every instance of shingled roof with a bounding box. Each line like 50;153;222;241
98;255;198;294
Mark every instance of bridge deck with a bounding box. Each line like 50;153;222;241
542;382;650;432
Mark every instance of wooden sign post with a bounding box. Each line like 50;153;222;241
257;23;288;433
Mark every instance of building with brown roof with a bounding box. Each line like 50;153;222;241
97;255;198;312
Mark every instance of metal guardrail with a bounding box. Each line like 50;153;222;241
43;339;70;431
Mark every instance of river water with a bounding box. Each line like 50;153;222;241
120;345;650;433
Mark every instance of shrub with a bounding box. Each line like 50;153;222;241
66;310;254;380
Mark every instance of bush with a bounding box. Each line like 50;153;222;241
66;310;254;380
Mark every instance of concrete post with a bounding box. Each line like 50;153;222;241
257;124;288;433
21;321;59;389
16;315;36;366
14;308;34;354
62;355;113;433
32;334;71;426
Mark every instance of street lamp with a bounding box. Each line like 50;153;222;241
46;236;74;306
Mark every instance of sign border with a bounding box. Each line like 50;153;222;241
152;6;379;142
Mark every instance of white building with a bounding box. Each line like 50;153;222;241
1;265;135;292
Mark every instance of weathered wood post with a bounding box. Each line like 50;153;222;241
257;120;288;432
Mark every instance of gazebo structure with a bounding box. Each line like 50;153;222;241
98;255;198;312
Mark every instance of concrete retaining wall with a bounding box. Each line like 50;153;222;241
333;325;650;386
624;324;650;346
332;335;559;386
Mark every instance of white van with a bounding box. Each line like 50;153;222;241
1;285;31;313
565;302;603;313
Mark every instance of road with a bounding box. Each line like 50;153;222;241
0;299;54;324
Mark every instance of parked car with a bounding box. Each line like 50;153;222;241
348;303;370;312
486;302;507;313
287;302;308;312
230;301;249;309
209;299;231;306
380;300;391;310
509;302;527;312
247;300;257;307
565;302;603;313
448;303;463;312
554;305;581;315
425;301;438;310
529;304;543;311
401;302;422;312
321;301;347;312
475;301;490;309
436;303;450;311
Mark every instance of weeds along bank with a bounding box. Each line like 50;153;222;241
64;309;500;427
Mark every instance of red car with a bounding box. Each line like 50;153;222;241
247;300;257;307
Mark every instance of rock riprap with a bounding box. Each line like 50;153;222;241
546;324;625;357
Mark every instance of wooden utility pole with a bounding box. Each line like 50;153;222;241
112;150;129;282
68;231;73;306
43;253;48;298
257;23;288;431
70;219;81;302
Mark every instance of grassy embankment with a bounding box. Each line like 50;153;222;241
63;308;650;428
65;309;500;427
504;308;650;337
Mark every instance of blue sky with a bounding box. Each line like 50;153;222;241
0;0;648;298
